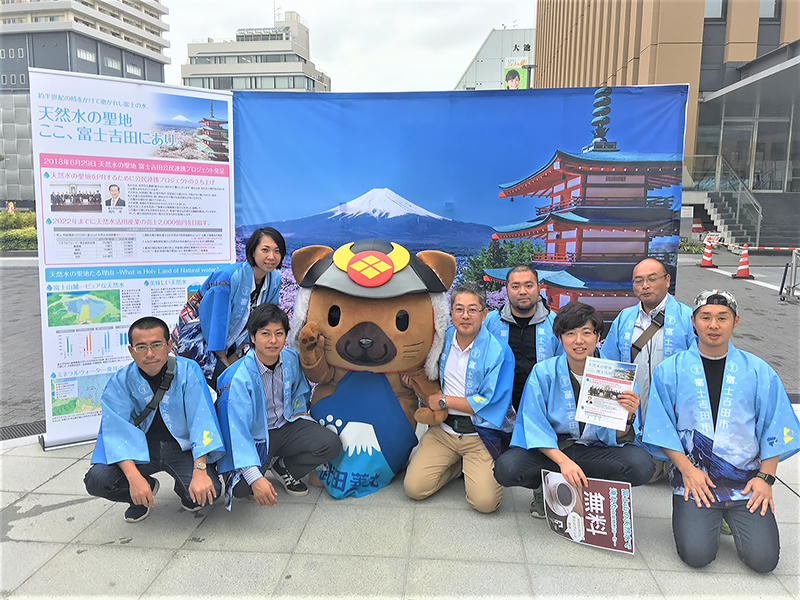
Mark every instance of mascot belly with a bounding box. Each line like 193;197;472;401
289;238;455;498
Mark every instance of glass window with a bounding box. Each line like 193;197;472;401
19;73;25;84
1;75;6;85
77;48;97;63
259;76;274;89
759;0;779;18
224;55;237;64
10;74;16;84
274;76;290;89
217;76;232;89
104;56;121;70
232;76;249;89
0;50;5;59
265;54;281;62
9;48;14;58
753;121;789;190
126;62;142;76
17;47;23;58
705;0;725;18
294;75;305;89
238;55;253;63
789;112;800;192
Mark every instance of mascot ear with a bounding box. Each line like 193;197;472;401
417;250;457;290
292;245;333;283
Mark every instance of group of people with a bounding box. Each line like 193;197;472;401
84;231;799;574
49;190;102;206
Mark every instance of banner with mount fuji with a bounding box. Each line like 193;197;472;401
234;87;688;319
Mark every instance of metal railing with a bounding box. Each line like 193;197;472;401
535;195;673;216
684;154;762;247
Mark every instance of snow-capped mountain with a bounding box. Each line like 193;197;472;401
239;188;493;254
323;188;448;221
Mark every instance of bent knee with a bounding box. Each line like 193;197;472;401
403;476;433;501
467;490;503;514
740;548;779;573
677;544;717;569
492;456;516;487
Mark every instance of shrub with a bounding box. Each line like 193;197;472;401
0;227;38;250
679;239;705;254
0;211;37;230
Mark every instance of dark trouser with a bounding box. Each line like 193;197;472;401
84;431;221;506
232;418;342;497
672;495;780;573
494;443;655;489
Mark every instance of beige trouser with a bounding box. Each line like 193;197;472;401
404;425;503;513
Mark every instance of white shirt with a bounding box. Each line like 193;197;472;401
632;295;668;417
439;336;478;436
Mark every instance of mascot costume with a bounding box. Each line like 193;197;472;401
289;238;455;498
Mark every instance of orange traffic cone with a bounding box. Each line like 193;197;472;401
732;244;754;279
698;239;716;268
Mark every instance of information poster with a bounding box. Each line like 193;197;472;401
575;357;637;431
541;470;635;554
30;69;234;449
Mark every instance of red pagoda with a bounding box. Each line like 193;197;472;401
196;100;229;162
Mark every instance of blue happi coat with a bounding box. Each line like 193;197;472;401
91;357;224;465
484;304;562;362
439;325;515;456
644;342;800;502
511;354;639;450
601;294;695;364
215;348;311;475
174;262;281;378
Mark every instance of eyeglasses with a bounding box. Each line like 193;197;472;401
452;307;484;316
131;341;167;354
632;274;668;286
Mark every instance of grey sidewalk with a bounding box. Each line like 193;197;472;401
1;434;799;599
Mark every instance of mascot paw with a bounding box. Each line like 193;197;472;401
414;407;448;426
299;322;323;354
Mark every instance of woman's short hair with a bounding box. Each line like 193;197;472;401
552;301;602;338
246;227;287;268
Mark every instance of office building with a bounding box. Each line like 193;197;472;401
455;27;535;90
181;11;330;92
0;0;171;207
532;0;799;248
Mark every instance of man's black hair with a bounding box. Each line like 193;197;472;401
450;282;487;310
246;227;287;269
109;184;120;191
506;264;539;283
129;316;170;343
552;301;602;338
247;303;290;339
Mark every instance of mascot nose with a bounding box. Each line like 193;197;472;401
359;338;373;349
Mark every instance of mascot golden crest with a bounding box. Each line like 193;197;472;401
289;238;455;498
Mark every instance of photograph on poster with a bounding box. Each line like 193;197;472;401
104;182;126;210
152;94;229;162
46;290;122;327
49;183;102;213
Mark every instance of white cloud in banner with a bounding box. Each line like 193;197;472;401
162;0;536;92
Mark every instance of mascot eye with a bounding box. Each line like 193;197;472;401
396;310;409;332
328;305;341;327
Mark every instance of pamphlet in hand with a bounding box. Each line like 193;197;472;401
575;357;637;432
541;469;635;554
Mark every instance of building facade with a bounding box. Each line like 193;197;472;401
455;27;535;90
533;0;799;246
181;12;330;92
0;0;171;207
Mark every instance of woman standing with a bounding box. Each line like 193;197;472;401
172;227;286;388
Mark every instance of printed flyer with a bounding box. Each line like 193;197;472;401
575;357;638;431
541;470;635;554
29;68;234;449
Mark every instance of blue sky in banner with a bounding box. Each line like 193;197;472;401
233;85;687;229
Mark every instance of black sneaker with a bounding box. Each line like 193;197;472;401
124;477;159;522
529;486;545;519
270;458;308;497
181;498;203;512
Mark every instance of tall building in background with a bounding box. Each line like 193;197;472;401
0;0;171;207
181;11;330;92
532;0;799;248
455;27;535;90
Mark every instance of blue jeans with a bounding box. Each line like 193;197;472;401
85;432;221;506
494;443;655;488
672;495;780;573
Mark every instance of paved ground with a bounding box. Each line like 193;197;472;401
1;435;798;599
1;248;799;598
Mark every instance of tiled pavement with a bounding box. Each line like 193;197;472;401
1;431;798;599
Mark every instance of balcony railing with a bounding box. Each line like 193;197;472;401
684;154;762;247
535;195;673;216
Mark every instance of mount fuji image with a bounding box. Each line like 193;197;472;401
239;188;495;254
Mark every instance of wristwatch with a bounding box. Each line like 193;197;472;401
626;414;636;425
438;395;448;409
756;472;775;485
193;462;207;471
